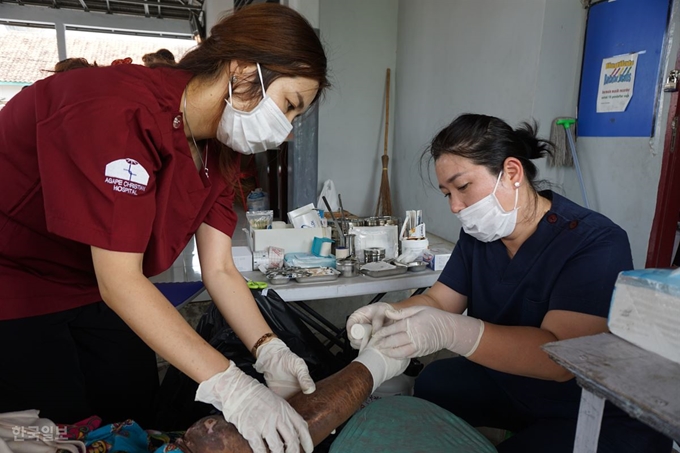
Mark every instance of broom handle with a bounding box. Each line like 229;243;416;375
384;68;390;158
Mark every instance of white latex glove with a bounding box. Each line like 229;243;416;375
396;250;419;264
254;338;316;399
372;306;485;359
352;335;409;393
345;302;394;349
195;363;313;453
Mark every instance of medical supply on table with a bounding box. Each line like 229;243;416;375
288;203;324;229
422;247;452;271
284;252;336;269
247;280;268;290
400;237;429;260
267;273;292;285
321;196;345;246
406;261;429;272
363;247;386;263
403;209;425;239
247;226;331;256
361;261;408;278
253;246;284;271
347;233;356;256
311;236;334;257
246;210;273;229
336;258;361;278
335;246;350;259
352;225;398;262
293;267;341;283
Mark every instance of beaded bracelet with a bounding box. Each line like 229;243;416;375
251;332;276;357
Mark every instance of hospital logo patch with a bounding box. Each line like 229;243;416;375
104;158;149;196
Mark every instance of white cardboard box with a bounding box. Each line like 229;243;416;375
608;269;680;365
249;227;331;255
232;246;254;272
422;246;452;271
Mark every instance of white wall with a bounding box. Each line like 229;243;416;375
317;0;399;217
318;0;676;268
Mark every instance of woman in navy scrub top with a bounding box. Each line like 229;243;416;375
0;4;327;453
347;114;672;452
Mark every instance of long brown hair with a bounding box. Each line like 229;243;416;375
176;3;329;178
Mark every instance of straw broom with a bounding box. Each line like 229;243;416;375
375;68;393;217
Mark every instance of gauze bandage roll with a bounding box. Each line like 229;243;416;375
320;241;332;257
349;323;372;351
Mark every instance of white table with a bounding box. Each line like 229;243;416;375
150;237;442;351
239;269;440;301
542;333;680;453
150;243;441;303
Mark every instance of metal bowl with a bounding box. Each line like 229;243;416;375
336;259;361;278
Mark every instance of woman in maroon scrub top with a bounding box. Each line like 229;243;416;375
0;4;327;453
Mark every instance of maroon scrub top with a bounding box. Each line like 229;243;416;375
0;65;237;320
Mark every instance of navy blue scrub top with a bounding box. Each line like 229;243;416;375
438;190;633;417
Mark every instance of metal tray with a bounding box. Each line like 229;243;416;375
295;267;341;284
361;263;408;278
407;261;429;272
267;274;292;285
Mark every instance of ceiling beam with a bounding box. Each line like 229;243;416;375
105;0;201;12
78;0;89;12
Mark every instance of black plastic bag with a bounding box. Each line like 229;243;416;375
154;288;349;431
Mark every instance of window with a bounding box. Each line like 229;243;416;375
0;22;58;108
0;22;195;110
64;27;196;66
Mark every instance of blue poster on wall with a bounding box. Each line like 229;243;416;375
578;0;671;137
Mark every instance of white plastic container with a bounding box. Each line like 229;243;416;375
288;203;323;229
400;237;429;260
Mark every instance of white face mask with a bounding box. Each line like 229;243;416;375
455;172;519;242
216;63;293;154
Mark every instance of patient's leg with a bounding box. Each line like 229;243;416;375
177;362;373;453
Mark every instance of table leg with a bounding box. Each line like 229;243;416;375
573;388;605;453
292;301;342;335
286;303;347;350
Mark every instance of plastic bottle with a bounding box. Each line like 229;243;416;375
246;188;270;211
